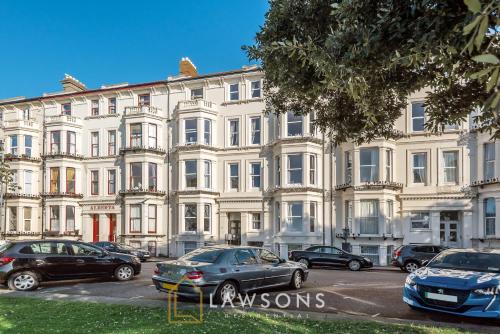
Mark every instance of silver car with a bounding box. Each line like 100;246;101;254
152;245;308;303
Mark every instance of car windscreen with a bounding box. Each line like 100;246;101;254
0;242;12;254
428;251;500;273
117;244;136;250
180;248;224;263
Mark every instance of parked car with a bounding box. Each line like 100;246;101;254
0;240;141;291
288;246;373;271
93;242;151;262
403;249;500;318
392;245;446;273
152;245;308;303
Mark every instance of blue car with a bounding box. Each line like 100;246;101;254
403;249;500;318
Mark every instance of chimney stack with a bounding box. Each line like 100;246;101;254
179;57;198;77
60;74;87;92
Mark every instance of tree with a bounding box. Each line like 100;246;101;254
0;156;19;238
245;0;499;145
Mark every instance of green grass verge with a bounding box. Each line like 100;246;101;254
0;296;474;334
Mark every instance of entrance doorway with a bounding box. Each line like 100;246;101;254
108;214;116;242
440;211;461;248
92;214;99;242
227;213;241;246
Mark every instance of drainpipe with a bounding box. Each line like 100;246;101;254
330;141;334;246
41;101;46;239
166;83;171;257
322;133;326;246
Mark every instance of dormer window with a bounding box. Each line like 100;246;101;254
191;88;203;100
62;103;72;116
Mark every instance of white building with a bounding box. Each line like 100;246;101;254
0;60;493;263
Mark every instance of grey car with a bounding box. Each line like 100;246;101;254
152;245;308;303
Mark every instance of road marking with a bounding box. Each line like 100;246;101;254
371;313;380;318
323;289;380;306
129;296;144;300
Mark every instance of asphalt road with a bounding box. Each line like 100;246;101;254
1;262;499;330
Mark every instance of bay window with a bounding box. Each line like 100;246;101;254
50;131;60;154
345;151;352;184
10;135;17;155
309;154;316;185
24;207;32;231
130;205;141;233
204;160;211;189
275;202;281;231
287;202;303;232
50;206;60;232
204;119;211;145
130;163;142;189
360;200;379;234
484;198;496;236
275;156;281;186
8;207;17;231
287;154;303;185
385;149;393;182
204;204;211;232
50;167;60;192
148;204;157;233
287;111;303;136
386;200;394;234
130;123;142;147
24;135;32;157
66;206;75;232
310;202;316;232
66;167;75;193
185;160;197;188
67;131;76;154
148;163;157;191
24;170;33;194
185;204;197;232
484;143;495;179
185;118;197;144
148;123;157;148
360;148;378;182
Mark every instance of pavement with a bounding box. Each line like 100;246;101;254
1;261;499;332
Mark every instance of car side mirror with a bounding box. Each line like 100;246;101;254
279;258;286;263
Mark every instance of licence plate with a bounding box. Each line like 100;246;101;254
162;283;177;290
425;292;457;303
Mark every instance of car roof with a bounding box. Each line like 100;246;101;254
442;248;500;254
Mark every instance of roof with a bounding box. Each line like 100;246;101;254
0;67;261;107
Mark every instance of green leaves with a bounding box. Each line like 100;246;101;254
472;54;500;64
464;0;482;14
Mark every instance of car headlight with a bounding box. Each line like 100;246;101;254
405;276;416;287
363;257;372;262
474;285;500;295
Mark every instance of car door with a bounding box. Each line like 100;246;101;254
257;249;291;286
21;242;74;279
69;242;113;276
229;249;265;291
308;247;327;265
320;247;345;266
414;246;435;263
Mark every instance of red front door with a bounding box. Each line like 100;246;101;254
108;214;116;242
92;214;99;242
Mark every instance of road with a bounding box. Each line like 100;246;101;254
1;262;499;330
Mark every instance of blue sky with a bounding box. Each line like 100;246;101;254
0;0;268;99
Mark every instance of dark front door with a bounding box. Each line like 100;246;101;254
92;214;100;242
228;220;241;246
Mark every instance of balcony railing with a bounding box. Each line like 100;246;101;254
45;115;82;126
119;188;166;196
124;105;160;116
2;119;39;130
42;152;84;160
40;192;84;198
119;145;166;155
177;100;217;112
3;154;42;163
5;193;41;199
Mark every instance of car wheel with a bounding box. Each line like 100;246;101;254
8;271;39;291
348;260;361;271
289;270;303;289
404;261;420;273
298;258;310;268
215;280;238;304
114;264;134;281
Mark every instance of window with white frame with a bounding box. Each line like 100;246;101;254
484;143;495;179
345;201;353;230
91;132;99;157
108;130;116;155
484;198;496;236
24;135;32;157
310;202;316;232
66;167;75;193
148;163;157;191
91;170;99;195
148;204;157;233
130;162;142;189
24;207;32;231
251;213;261;230
309;154;316;185
8;207;17;231
148;123;157;148
360;200;379;234
287;202;303;232
250;80;261;98
229;119;239;146
50;206;60;231
91;99;99;115
50;131;60;154
250;117;261;145
61;103;71;116
185;160;197;188
139;94;150;106
360;148;379;182
130;205;141;233
287;154;303;185
250;162;261;188
66;206;75;232
204;204;211;232
360;245;380;265
108;97;116;114
24;109;32;120
185;118;197;144
229;83;239;101
204;160;211;189
275;156;281;186
185;204;197;232
10;135;18;155
410;212;430;230
108;169;116;194
204;119;211;145
275;202;281;231
24;170;32;194
287;111;303;136
229;163;239;190
130;123;142;147
67;131;76;154
386;200;393;234
411;102;425;132
191;88;203;100
309;111;316;135
385;149;393;182
345;151;352;184
443;151;458;184
412;152;427;184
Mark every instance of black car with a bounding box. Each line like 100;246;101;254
392;244;446;273
0;240;141;291
289;246;373;271
93;242;151;262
